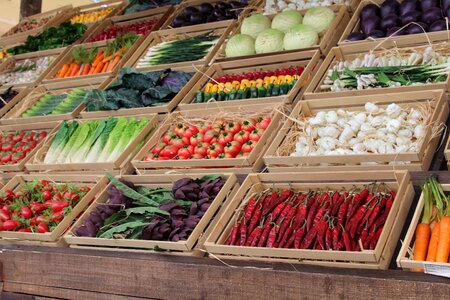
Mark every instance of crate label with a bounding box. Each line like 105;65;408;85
423;263;450;278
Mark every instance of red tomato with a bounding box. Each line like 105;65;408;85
189;153;204;159
234;130;250;144
162;132;177;144
225;122;241;135
177;145;193;159
199;123;211;134
236;152;250;158
207;143;224;158
183;125;199;139
51;201;70;212
224;141;242;157
189;133;203;147
173;123;186;136
217;132;233;146
37;223;49;233
212;120;226;132
249;128;264;142
159;145;178;159
0;209;10;221
21;206;33;219
256;116;271;130
145;153;158;161
151;142;167;155
203;130;219;144
242;140;257;153
218;153;233;159
3;220;18;231
170;137;186;149
241;119;256;132
194;142;209;157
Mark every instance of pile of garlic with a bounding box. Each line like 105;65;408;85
264;0;349;14
290;102;427;157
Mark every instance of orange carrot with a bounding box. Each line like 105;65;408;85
92;51;105;67
107;56;121;71
93;61;104;74
64;63;76;77
82;63;91;75
70;64;81;77
102;55;113;63
57;64;69;78
426;222;440;262
76;64;85;76
101;61;108;73
436;216;450;262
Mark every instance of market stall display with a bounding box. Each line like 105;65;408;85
64;173;238;253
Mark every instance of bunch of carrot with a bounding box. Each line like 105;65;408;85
55;33;137;79
413;177;450;270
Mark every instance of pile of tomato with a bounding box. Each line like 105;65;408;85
0;180;91;233
0;130;47;165
145;116;272;161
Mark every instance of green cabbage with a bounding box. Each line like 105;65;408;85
283;24;319;50
271;10;303;33
255;28;285;54
241;14;271;39
225;34;256;57
303;7;335;36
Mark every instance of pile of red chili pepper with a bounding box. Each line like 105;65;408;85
225;183;396;251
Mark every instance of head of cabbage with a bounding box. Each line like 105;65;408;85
271;10;303;33
255;28;285;54
225;34;255;58
241;14;271;39
303;7;335;36
283;24;318;50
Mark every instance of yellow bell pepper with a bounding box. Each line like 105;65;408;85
249;80;256;87
210;84;218;93
232;80;240;89
284;75;292;84
269;76;278;84
204;83;214;93
255;79;264;88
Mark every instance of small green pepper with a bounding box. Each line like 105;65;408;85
280;83;290;95
250;87;258;98
218;91;227;101
195;90;204;103
266;84;274;97
257;87;267;98
242;88;250;99
211;92;218;100
228;89;237;100
271;84;280;97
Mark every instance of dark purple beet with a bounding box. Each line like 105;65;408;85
183;6;199;18
213;8;224;17
422;7;443;25
190;12;206;24
401;10;421;25
380;15;400;31
380;0;400;18
368;30;385;38
361;15;381;34
400;0;419;16
198;3;213;14
408;22;429;34
360;4;380;20
429;20;449;31
420;0;438;12
386;26;407;36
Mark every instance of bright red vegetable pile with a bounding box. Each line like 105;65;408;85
87;19;158;42
0;130;47;165
0;180;91;233
225;184;396;251
145;116;272;161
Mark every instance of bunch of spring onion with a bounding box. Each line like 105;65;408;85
321;46;450;92
285;102;428;160
136;33;219;67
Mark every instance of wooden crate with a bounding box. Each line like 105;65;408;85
70;0;129;26
64;173;239;253
0;77;110;126
41;35;145;86
132;103;285;174
0;5;73;47
0;121;60;173
0;174;108;242
177;50;320;111
339;0;450;47
261;0;361;14
161;0;259;30
0;48;67;89
214;4;349;62
79;65;205;118
204;171;414;269
397;184;450;272
83;6;174;43
25;114;159;174
0;86;32;118
123;20;235;72
303;43;450;100
264;90;449;172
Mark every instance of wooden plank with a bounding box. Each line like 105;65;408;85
3;283;148;300
1;292;34;300
1;246;450;299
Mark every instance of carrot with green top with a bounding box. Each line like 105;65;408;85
57;64;69;78
107;55;121;71
431;177;450;263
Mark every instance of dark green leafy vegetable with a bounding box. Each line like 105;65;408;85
83;68;194;111
8;22;87;55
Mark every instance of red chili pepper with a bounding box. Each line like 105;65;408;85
294;222;306;249
369;226;383;250
276;200;293;224
300;226;317;249
347;192;368;220
338;195;350;227
239;222;248;246
247;203;262;235
262;189;293;216
279;224;294;248
367;203;382;229
306;198;320;231
357;196;380;235
332;226;339;250
342;228;352;251
349;205;367;238
277;206;297;242
246;226;264;247
293;193;305;206
360;226;369;249
261;191;279;216
306;193;317;208
312;206;327;228
292;201;308;230
226;222;240;245
243;195;258;224
319;192;331;209
258;223;273;247
390;191;396;199
271;201;287;221
352;239;358;251
363;225;378;249
373;198;393;229
266;220;282;248
330;191;339;208
315;243;323;250
325;226;332;250
331;194;344;217
316;219;328;250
